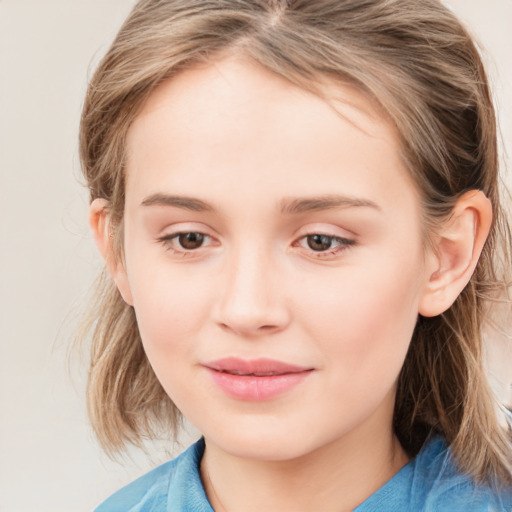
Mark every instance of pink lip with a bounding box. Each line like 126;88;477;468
204;358;313;401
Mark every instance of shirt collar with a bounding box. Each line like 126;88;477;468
167;437;214;512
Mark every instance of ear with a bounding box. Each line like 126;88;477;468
89;198;134;306
419;190;492;317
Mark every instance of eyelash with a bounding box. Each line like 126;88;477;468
157;231;355;258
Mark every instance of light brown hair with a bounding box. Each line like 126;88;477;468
79;0;512;485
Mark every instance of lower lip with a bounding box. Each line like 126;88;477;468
206;368;312;401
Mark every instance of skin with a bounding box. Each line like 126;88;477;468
91;55;492;511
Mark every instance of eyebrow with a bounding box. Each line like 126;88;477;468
140;193;381;214
141;194;213;211
280;195;381;214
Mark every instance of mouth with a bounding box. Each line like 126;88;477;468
203;357;314;401
216;370;291;376
205;357;312;375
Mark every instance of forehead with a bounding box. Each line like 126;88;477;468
124;55;418;214
130;55;389;146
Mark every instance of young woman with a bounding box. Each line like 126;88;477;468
79;0;512;510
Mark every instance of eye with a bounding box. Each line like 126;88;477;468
158;231;213;252
296;233;355;256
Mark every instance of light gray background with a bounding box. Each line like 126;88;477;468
0;1;510;511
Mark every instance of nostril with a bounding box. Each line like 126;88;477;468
217;321;280;336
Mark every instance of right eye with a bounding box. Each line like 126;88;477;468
158;231;213;253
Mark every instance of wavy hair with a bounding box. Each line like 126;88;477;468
78;0;512;485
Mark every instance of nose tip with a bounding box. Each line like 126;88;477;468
213;252;290;337
216;290;289;337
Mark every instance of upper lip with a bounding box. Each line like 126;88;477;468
204;357;312;376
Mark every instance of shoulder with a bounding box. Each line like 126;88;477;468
94;460;173;512
412;437;512;512
356;437;512;512
94;438;208;512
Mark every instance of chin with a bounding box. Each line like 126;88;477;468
200;418;327;462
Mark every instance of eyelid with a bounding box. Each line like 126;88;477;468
295;222;358;239
293;222;357;240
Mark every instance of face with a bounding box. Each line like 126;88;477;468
118;55;432;461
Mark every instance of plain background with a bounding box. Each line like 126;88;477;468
0;1;510;511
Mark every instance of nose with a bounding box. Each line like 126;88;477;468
213;244;291;337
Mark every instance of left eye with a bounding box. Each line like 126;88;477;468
298;234;354;252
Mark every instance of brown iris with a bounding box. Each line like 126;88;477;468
178;232;205;249
306;234;334;251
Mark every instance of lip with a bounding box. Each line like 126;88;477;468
203;357;314;401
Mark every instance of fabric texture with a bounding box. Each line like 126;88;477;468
94;437;512;512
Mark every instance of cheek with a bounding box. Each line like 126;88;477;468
126;256;213;361
127;266;216;410
295;251;423;380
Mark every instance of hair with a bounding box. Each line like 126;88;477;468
79;0;512;485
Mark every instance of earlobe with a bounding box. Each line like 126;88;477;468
89;198;134;306
418;190;492;318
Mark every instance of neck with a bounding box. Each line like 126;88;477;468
200;425;409;512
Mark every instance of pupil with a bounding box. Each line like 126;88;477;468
307;234;332;251
179;232;204;249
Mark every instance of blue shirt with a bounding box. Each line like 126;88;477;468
94;437;512;511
